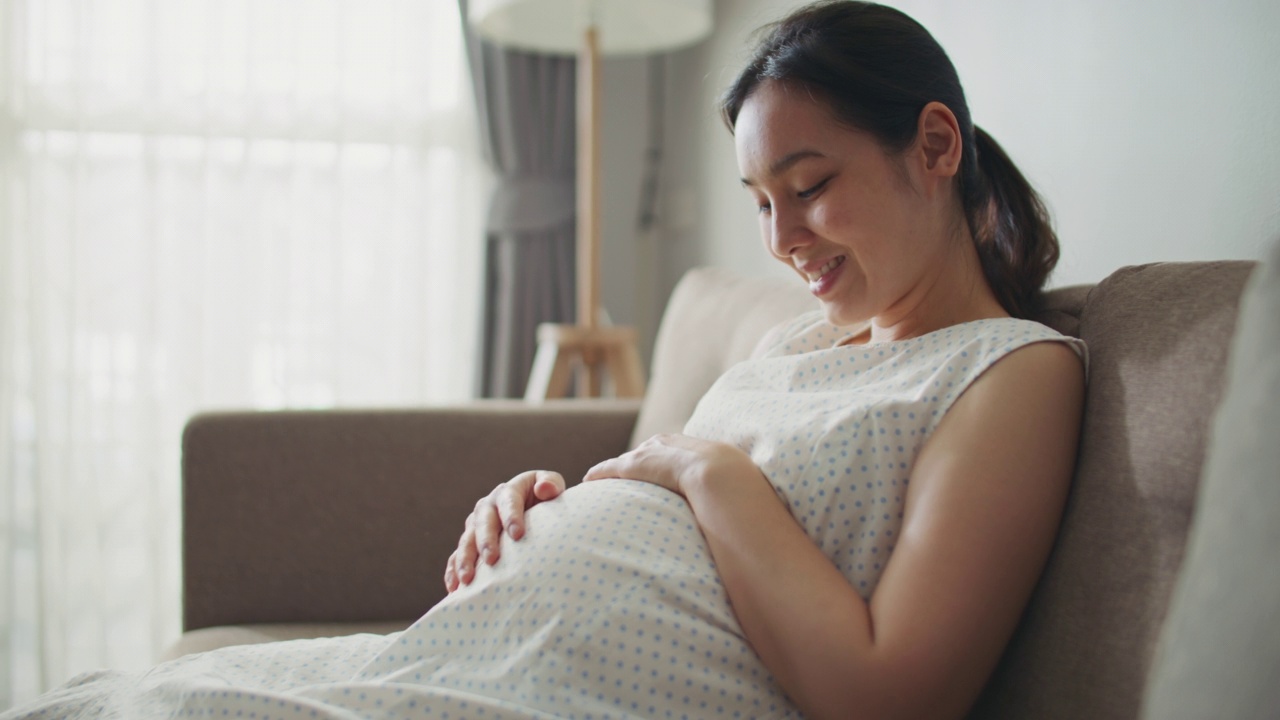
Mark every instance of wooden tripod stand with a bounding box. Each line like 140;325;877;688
524;324;646;400
523;24;646;401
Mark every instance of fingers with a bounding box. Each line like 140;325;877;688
444;469;569;593
496;470;564;540
452;513;481;587
444;550;460;593
581;435;703;496
532;470;566;501
472;497;502;565
444;509;485;594
495;471;535;541
584;434;674;482
582;460;610;482
584;454;631;482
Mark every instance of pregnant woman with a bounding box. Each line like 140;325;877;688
439;1;1086;717
4;2;1085;719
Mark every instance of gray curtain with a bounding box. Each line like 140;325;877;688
459;0;578;398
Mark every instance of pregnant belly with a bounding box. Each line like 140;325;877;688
471;479;731;621
359;479;798;718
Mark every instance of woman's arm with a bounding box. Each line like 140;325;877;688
587;341;1084;720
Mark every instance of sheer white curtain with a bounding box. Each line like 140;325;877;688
0;0;486;707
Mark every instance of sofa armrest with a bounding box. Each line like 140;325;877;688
182;400;639;632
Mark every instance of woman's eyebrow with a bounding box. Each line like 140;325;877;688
740;149;826;187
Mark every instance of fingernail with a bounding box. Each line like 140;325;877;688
508;523;521;539
459;563;471;576
480;545;492;562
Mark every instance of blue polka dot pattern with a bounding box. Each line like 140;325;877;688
684;313;1086;597
4;314;1084;720
353;480;794;718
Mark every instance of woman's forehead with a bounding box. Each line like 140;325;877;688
734;84;873;178
735;86;830;155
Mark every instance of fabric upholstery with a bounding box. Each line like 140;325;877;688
1140;241;1280;719
968;261;1256;720
181;401;638;633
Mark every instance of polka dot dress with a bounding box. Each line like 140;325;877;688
355;479;792;718
4;314;1084;720
684;312;1085;598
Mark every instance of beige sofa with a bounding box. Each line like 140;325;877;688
174;258;1272;719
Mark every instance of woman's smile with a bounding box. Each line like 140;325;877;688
802;254;847;296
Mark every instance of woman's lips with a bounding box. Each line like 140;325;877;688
807;256;846;296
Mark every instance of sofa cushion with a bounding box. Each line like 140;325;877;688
182;403;638;634
631;268;816;445
1140;241;1280;719
969;261;1256;720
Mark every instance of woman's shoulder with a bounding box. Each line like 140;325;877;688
947;317;1088;370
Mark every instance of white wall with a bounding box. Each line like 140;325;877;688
597;56;650;335
650;0;1280;327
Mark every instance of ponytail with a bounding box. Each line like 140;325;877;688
964;127;1060;318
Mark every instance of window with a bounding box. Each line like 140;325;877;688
0;0;485;705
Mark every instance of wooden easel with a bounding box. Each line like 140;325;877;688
524;24;646;401
524;324;646;400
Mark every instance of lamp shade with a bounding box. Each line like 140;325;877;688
468;0;713;55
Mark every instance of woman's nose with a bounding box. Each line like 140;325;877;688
768;205;811;258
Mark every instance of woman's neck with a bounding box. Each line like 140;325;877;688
863;226;1008;345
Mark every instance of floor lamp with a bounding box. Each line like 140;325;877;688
468;0;713;400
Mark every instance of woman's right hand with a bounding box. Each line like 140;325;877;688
444;469;566;593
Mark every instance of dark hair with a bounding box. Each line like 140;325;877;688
721;1;1058;319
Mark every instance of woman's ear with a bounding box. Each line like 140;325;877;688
916;101;963;180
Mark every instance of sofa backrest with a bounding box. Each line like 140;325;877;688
969;260;1254;720
637;261;1255;719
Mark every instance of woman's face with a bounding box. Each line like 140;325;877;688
734;81;952;328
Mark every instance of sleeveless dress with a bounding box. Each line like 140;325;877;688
4;315;1085;720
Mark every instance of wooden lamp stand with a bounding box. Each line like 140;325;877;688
524;25;646;401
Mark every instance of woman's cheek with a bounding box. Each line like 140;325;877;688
811;199;850;234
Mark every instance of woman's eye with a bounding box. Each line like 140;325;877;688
757;202;772;215
798;177;831;199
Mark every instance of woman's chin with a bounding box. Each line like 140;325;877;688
821;301;871;331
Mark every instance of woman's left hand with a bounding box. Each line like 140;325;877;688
583;433;760;498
